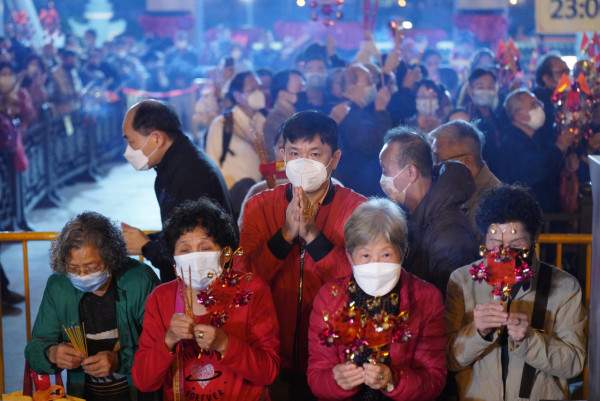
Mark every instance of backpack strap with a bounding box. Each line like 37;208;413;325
518;261;553;399
219;111;235;166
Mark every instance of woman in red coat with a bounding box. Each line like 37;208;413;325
132;198;280;400
307;198;446;400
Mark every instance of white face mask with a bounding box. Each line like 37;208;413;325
285;157;331;192
174;251;222;290
246;89;266;110
380;166;411;204
123;135;157;171
363;85;377;105
471;89;497;107
305;73;326;90
416;98;439;116
353;262;402;297
526;106;545;131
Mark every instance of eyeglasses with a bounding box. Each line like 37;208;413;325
433;153;470;164
66;264;105;276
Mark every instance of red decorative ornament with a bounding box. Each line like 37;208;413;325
470;246;533;302
318;282;410;363
321;4;333;15
304;0;344;26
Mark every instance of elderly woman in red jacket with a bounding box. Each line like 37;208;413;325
307;198;446;400
132;198;280;400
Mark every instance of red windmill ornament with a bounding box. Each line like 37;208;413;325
553;72;596;142
304;0;345;26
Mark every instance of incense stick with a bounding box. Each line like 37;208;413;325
62;324;88;357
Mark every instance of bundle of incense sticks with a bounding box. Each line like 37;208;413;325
62;323;88;357
178;266;194;318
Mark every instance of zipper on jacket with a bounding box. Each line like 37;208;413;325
293;242;306;373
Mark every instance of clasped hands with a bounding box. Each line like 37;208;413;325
282;186;320;244
165;313;229;356
49;343;118;378
474;302;529;344
333;361;392;391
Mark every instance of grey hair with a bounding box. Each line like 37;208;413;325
50;212;129;274
344;198;408;257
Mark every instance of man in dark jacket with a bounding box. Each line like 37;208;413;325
120;100;233;282
498;89;573;213
379;126;478;297
334;63;391;197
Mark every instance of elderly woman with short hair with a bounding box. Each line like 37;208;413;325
132;198;280;400
25;212;160;401
307;198;446;400
446;184;587;400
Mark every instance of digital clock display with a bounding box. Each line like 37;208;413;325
536;0;600;34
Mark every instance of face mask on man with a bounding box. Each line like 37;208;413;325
380;166;411;204
525;106;546;131
286;157;331;192
305;73;326;90
471;89;497;107
416;98;439;116
174;251;222;290
352;262;402;297
68;269;111;292
363;84;377;105
123;134;157;171
246;89;266;110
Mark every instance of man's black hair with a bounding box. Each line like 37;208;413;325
132;100;183;139
475;183;544;238
163;197;239;256
535;53;563;88
270;69;304;100
281;110;338;152
468;67;496;86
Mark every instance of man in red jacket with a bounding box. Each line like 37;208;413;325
239;110;366;400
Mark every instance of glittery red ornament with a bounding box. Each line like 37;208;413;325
309;1;318;8
335;11;343;19
323;18;334;26
321;4;333;15
311;12;319;21
335;0;344;5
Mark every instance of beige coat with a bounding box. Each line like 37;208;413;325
446;257;587;401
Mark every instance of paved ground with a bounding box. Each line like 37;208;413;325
0;161;161;392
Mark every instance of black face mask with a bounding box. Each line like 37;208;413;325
293;91;309;111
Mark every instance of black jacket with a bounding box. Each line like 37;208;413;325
334;102;391;197
142;134;234;282
497;124;563;213
405;161;479;298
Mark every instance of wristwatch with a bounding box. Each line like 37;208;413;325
383;376;395;393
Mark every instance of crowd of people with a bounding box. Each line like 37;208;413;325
0;20;594;401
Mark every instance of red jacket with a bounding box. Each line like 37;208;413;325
132;274;280;400
239;182;366;373
307;271;446;401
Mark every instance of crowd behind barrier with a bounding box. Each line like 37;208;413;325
0;101;127;232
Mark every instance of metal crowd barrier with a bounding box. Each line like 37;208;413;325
0;102;126;232
0;232;593;395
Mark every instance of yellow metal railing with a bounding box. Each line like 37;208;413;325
0;232;593;395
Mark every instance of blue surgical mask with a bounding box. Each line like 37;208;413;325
68;269;111;292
